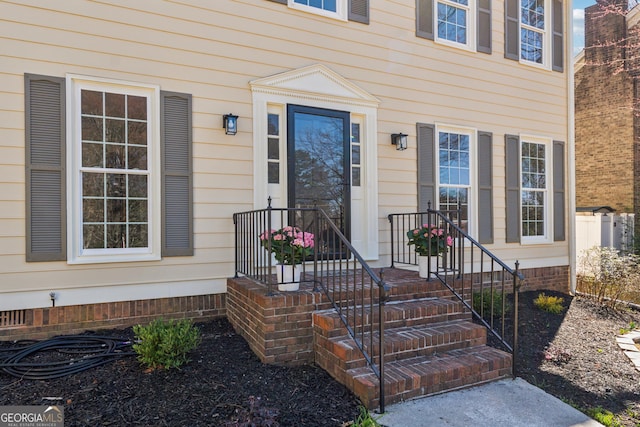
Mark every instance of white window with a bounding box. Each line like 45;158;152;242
67;75;161;264
436;0;475;50
436;125;476;235
520;136;552;243
289;0;347;20
520;0;548;66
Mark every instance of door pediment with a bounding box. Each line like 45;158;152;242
250;64;379;108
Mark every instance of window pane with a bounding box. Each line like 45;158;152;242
352;145;360;165
105;119;125;143
83;224;104;249
268;114;279;136
79;86;152;253
83;199;104;222
351;123;360;142
521;0;545;29
521;29;543;63
128;175;147;198
437;2;467;44
268;162;279;184
105;93;125;118
128;121;147;145
128;146;147;170
106;173;126;197
83;172;104;197
268;138;279;160
129;224;148;248
106;224;126;248
82;142;103;168
107;199;126;222
127;95;147;120
128;199;148;222
82;116;103;141
105;143;125;169
81;90;102;115
352;167;361;187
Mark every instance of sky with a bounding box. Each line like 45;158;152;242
573;0;597;55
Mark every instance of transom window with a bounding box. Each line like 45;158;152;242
521;139;550;240
289;0;347;20
437;129;472;232
520;0;546;64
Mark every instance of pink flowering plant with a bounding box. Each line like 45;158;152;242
260;226;315;265
406;224;453;256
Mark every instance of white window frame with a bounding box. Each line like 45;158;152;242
288;0;348;21
519;0;551;69
66;74;161;264
434;124;477;238
520;134;553;244
434;0;476;51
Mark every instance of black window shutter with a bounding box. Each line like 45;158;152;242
416;0;434;40
349;0;369;24
552;0;564;72
504;0;519;60
477;131;493;244
25;74;66;262
505;134;520;243
417;123;436;211
477;0;492;54
161;91;193;257
553;140;565;241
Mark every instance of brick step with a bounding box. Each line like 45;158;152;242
348;346;513;409
313;298;469;338
315;319;487;374
310;268;453;305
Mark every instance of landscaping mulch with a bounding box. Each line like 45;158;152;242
1;290;640;426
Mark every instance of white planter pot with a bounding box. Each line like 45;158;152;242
418;255;439;279
276;264;301;291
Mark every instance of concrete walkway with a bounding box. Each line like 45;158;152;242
377;378;603;427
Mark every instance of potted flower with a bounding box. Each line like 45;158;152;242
260;226;314;290
406;224;453;278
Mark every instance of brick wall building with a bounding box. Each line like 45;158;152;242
575;0;639;214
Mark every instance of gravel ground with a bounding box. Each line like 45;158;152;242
1;290;639;426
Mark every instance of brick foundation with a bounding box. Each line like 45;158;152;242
0;294;226;341
226;277;333;366
518;265;570;293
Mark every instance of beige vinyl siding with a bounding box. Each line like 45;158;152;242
0;0;569;305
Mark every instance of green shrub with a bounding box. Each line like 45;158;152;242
533;293;565;314
133;318;201;370
472;289;510;317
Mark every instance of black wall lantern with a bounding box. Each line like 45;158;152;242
223;113;238;135
391;133;408;151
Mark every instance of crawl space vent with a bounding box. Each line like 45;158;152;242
0;310;26;327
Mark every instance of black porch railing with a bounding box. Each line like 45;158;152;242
388;208;522;375
233;199;390;411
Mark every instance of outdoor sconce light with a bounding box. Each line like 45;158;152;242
223;113;238;135
391;133;408;151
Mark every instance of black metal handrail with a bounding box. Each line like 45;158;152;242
233;199;390;412
388;208;522;375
